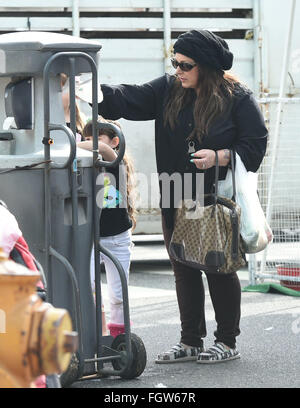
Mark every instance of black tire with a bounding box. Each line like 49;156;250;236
59;352;80;388
111;333;147;379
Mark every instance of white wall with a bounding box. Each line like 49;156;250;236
260;0;300;94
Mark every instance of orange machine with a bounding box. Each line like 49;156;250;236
0;249;77;388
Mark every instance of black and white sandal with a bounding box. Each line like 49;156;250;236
197;342;240;364
155;343;203;364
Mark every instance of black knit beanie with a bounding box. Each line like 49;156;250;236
173;29;233;71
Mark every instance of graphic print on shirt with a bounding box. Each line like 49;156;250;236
103;175;122;209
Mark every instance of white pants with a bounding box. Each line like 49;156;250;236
90;229;133;325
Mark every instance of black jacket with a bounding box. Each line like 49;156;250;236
98;74;268;227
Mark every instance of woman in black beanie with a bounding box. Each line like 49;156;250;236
98;29;268;364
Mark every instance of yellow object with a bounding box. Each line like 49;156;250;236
0;249;77;388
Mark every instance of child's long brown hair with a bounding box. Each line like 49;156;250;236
83;118;137;230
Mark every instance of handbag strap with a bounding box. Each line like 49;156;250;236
214;151;220;204
230;149;237;202
214;150;237;202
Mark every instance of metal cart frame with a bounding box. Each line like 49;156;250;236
43;51;145;385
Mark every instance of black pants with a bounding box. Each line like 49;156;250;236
162;215;241;349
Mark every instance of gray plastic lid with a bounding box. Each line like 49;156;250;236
0;31;102;52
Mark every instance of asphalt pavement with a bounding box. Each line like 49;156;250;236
71;259;300;389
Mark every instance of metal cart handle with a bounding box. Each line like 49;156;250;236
48;123;77;169
94;122;126;168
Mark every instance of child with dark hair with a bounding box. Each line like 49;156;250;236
78;118;136;337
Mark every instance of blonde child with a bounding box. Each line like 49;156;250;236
60;73;86;141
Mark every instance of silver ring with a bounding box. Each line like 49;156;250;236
202;163;206;169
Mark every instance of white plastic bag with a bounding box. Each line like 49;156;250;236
219;153;272;253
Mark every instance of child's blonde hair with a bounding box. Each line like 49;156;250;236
83;117;137;230
60;73;86;136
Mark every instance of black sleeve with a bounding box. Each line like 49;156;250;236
233;92;268;172
98;75;168;121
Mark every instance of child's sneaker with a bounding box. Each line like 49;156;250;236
33;375;46;388
155;343;203;364
107;322;125;338
197;342;240;364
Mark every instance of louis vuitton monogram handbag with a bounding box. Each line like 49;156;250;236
169;151;246;274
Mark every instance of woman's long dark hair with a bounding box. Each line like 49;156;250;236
163;64;240;142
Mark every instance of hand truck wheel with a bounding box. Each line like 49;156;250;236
59;352;80;387
111;333;147;379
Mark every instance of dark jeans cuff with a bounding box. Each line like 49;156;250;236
181;336;204;349
214;330;239;349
